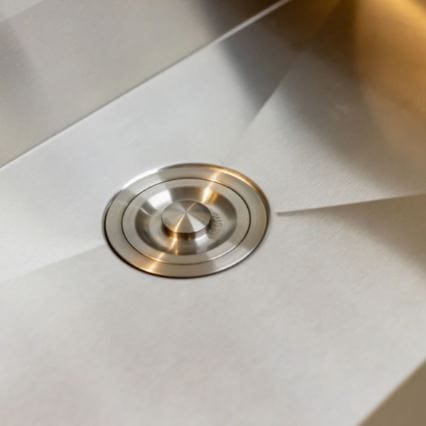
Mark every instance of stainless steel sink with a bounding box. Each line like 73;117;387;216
0;1;425;425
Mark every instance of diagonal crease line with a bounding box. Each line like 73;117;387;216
275;192;426;216
224;65;294;164
0;0;291;173
223;0;339;164
0;0;44;22
359;358;426;426
211;0;292;46
0;243;107;286
221;70;293;164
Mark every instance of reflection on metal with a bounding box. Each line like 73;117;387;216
161;200;211;237
230;0;426;212
1;1;426;424
104;164;269;278
361;360;426;426
0;0;279;167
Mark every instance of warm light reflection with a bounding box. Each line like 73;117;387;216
353;0;426;174
201;172;221;204
354;0;426;119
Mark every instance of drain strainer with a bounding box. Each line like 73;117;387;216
104;164;269;278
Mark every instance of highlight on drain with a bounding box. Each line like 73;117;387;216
104;163;269;278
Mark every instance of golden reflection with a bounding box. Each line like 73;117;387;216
167;235;180;256
201;172;221;204
354;0;426;120
352;0;426;178
201;185;219;205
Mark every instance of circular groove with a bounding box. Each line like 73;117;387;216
104;164;269;278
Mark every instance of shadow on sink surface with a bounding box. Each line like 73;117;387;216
361;359;426;426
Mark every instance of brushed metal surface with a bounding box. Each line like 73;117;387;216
0;0;278;167
104;164;268;278
230;0;426;212
162;201;211;236
361;361;426;426
0;195;425;425
0;0;43;20
0;0;425;425
0;1;315;283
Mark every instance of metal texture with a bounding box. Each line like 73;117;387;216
0;1;426;425
0;0;315;283
161;201;211;236
0;0;279;167
230;0;426;212
0;0;43;20
104;164;268;277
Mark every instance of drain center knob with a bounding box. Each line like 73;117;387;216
161;200;211;237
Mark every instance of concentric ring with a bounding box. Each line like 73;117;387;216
104;164;269;278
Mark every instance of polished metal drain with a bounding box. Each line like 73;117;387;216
104;164;269;278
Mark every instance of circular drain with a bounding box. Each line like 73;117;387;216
104;164;269;278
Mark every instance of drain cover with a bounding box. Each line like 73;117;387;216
104;164;269;278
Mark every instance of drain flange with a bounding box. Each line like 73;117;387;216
104;164;269;278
